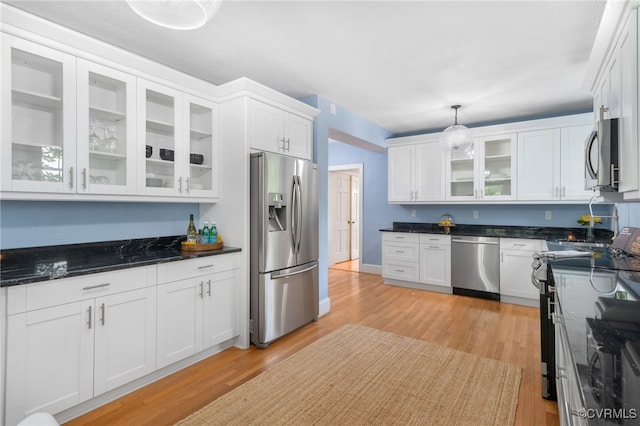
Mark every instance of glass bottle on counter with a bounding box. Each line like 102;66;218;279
210;222;218;243
202;222;210;244
186;214;197;244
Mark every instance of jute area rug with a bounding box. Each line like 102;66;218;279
176;324;521;426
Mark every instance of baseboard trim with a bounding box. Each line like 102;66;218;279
319;297;331;317
360;263;381;275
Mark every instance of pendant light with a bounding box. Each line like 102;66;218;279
439;105;473;157
127;0;223;30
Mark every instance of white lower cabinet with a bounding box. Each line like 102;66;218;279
5;266;157;426
381;232;420;282
156;254;239;368
500;238;545;306
382;232;451;293
419;234;451;288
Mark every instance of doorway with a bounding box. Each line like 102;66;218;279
328;164;362;272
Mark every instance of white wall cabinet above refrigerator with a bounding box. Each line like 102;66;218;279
248;98;313;160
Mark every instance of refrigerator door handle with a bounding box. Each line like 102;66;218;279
295;175;303;254
270;262;318;279
291;176;298;251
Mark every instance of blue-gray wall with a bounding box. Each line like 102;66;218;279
0;201;197;249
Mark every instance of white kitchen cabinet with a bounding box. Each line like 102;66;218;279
76;59;137;195
499;238;544;306
156;254;240;368
387;141;444;203
517;126;592;201
381;232;420;282
183;95;219;198
248;99;312;160
586;7;640;200
447;133;516;201
5;266;156;425
137;79;182;196
1;35;76;193
419;234;451;288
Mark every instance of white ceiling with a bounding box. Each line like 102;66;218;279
4;0;607;136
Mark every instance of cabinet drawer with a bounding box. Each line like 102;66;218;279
382;242;419;262
419;234;451;245
8;265;156;315
382;260;420;282
499;238;543;251
157;253;240;284
382;232;419;243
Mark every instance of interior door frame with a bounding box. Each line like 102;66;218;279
328;163;363;268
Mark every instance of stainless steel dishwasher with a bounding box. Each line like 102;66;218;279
451;235;500;301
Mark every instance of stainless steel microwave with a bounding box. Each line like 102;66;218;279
585;117;619;191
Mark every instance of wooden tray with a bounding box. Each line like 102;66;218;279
181;241;223;251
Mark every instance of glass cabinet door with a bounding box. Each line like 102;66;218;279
76;60;136;194
183;95;218;198
479;134;515;200
138;80;182;196
448;144;476;200
1;36;76;193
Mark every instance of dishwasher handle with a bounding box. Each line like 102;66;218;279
451;238;499;245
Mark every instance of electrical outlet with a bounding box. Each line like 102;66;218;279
545;211;552;220
411;209;416;217
473;210;479;219
330;103;337;115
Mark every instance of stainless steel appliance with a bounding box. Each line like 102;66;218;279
250;152;319;348
585;106;619;191
451;236;500;301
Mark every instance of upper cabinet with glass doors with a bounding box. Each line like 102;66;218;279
447;133;516;201
1;35;76;193
138;80;218;199
76;59;137;195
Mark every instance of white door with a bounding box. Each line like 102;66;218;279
203;269;239;349
560;125;593;200
333;173;351;263
387;145;414;202
517;129;561;200
350;175;360;260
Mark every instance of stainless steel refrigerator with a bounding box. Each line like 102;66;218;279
250;152;319;348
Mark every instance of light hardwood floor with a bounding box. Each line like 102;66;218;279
65;269;559;425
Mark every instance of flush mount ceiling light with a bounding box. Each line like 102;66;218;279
438;105;473;157
127;0;223;30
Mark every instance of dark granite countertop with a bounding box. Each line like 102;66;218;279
380;221;614;242
0;236;241;287
550;258;640;422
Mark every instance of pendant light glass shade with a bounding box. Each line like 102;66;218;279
127;0;223;30
439;105;473;157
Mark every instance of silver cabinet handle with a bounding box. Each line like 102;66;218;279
514;243;527;247
562;186;566;198
207;279;212;297
394;269;405;273
280;137;287;151
87;305;92;329
82;168;87;190
199;281;204;299
198;264;215;270
83;283;111;291
185;177;190;193
69;167;74;189
100;303;106;326
285;138;291;151
554;186;559;198
395;250;405;253
178;177;183;193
